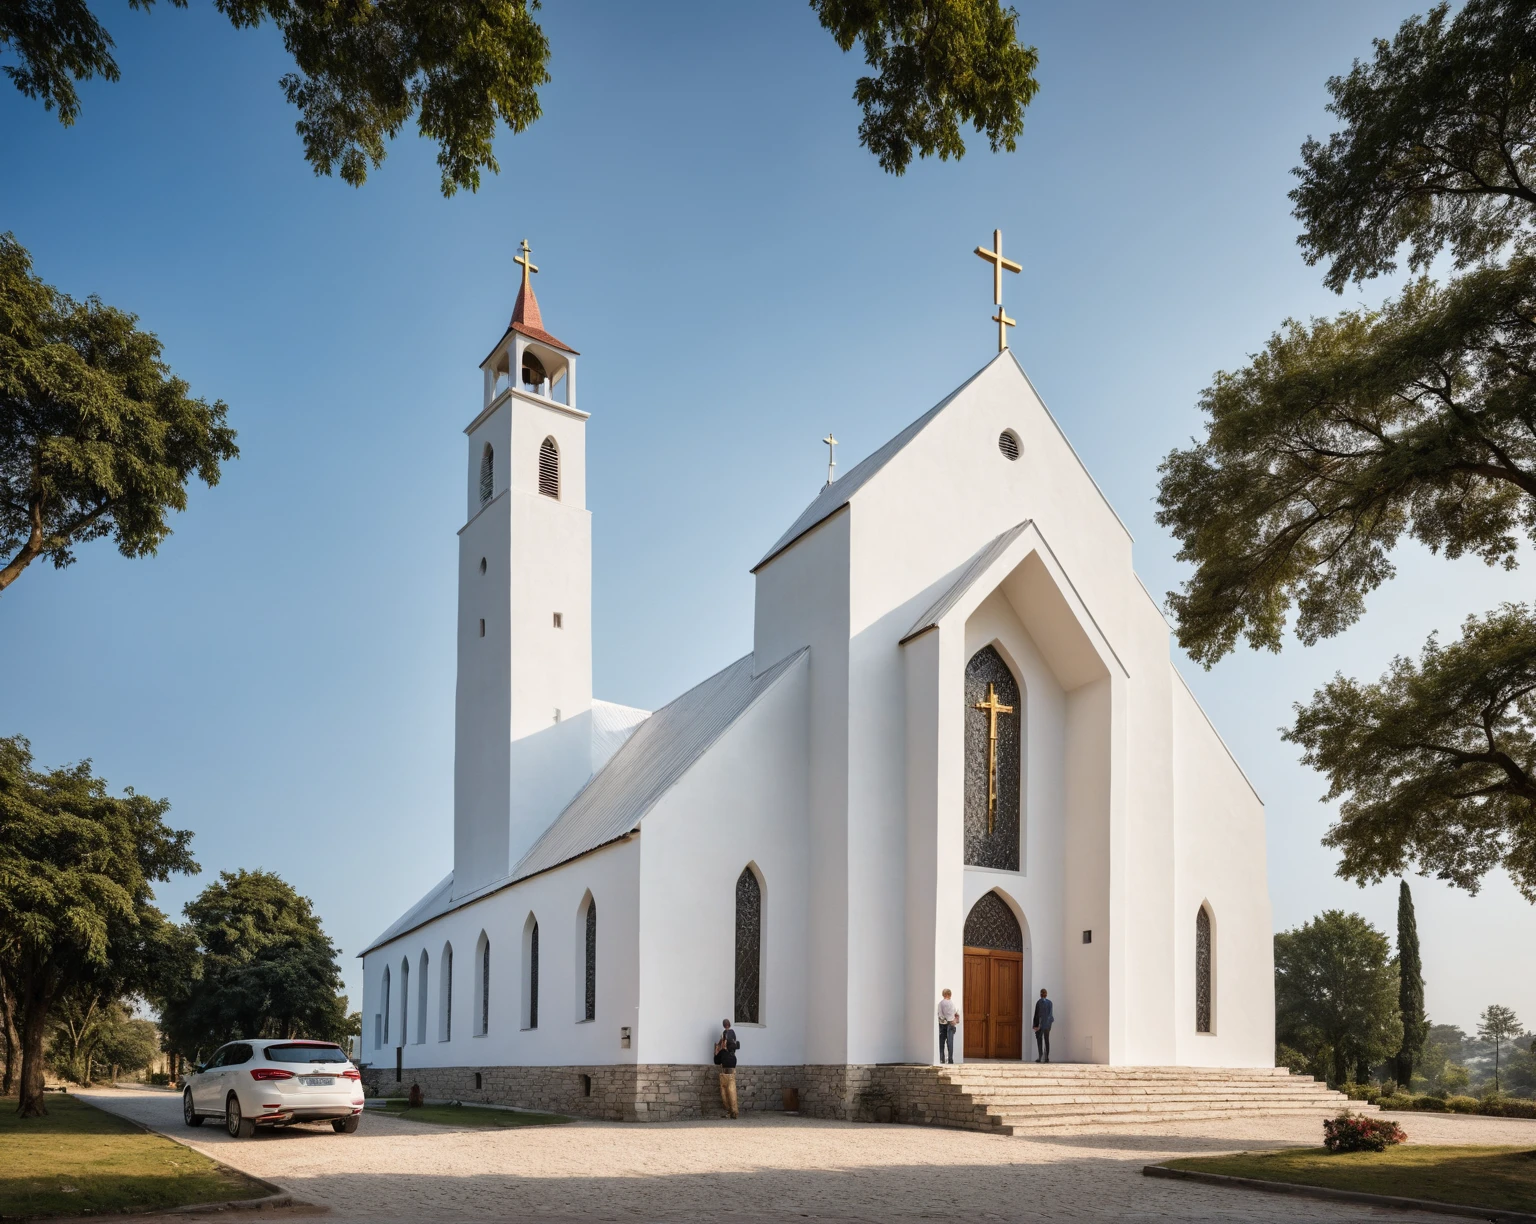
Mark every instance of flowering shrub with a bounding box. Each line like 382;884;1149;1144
1323;1112;1407;1153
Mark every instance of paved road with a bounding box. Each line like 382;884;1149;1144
78;1087;1536;1223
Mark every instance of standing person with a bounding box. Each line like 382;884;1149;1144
936;989;958;1064
714;1019;740;1118
1032;988;1053;1063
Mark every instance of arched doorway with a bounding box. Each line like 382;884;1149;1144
963;891;1024;1060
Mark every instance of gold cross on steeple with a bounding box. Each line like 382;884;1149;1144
514;238;539;293
974;229;1022;304
972;681;1015;833
823;432;838;486
992;305;1016;353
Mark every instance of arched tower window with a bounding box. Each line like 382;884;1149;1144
538;436;560;500
440;943;453;1042
965;645;1022;871
380;967;391;1046
1196;904;1213;1033
735;866;762;1024
479;443;494;504
584;897;597;1022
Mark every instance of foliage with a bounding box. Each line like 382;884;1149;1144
0;735;195;1117
811;0;1038;174
1285;607;1536;900
156;869;348;1057
1275;910;1402;1087
45;992;156;1084
1291;0;1536;293
3;2;1039;191
0;233;237;595
1276;1043;1314;1075
1394;881;1427;1083
1156;260;1536;668
1477;1003;1523;1091
1324;1111;1407;1153
0;1093;264;1217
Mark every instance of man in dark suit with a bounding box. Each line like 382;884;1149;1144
1032;989;1054;1062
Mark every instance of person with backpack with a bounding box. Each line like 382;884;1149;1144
714;1018;740;1118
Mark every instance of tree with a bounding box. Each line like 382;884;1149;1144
0;735;196;1116
2;1;1039;194
810;0;1039;175
1274;910;1403;1087
0;233;238;595
94;1012;159;1084
1155;0;1536;894
1393;881;1428;1085
1284;606;1536;901
1478;1002;1522;1092
157;870;349;1058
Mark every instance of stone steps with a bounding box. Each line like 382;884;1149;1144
894;1064;1366;1134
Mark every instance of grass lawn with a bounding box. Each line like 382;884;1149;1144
0;1092;268;1219
370;1099;572;1128
1164;1145;1536;1214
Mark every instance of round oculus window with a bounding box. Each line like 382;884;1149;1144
999;429;1021;461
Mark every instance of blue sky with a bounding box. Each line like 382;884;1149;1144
4;1;1532;1036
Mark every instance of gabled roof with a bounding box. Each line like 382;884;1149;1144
899;519;1032;645
359;648;807;956
751;356;1003;572
508;277;576;354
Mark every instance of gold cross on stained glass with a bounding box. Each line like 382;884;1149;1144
973;681;1015;833
515;238;539;292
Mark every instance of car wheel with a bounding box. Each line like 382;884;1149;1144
225;1093;256;1138
332;1115;360;1133
183;1088;204;1127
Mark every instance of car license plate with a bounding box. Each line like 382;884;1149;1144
300;1076;335;1086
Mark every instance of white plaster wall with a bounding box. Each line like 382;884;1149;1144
361;836;642;1070
752;511;850;1064
1171;673;1274;1067
634;652;811;1065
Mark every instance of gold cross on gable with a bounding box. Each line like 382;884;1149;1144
823;432;838;486
974;229;1022;304
973;681;1014;834
514;238;539;292
992;305;1016;353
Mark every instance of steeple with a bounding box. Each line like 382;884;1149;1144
507;238;576;354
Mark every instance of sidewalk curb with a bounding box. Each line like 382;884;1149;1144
1143;1161;1536;1222
67;1094;322;1219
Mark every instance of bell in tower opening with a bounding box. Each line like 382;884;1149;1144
522;350;548;395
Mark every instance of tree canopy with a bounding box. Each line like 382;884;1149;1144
1394;880;1428;1086
0;734;195;1116
157;869;349;1058
0;233;237;594
1275;909;1403;1087
1;0;1039;194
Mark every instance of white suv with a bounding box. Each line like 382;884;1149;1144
182;1039;364;1137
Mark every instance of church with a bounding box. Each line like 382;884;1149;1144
358;237;1276;1122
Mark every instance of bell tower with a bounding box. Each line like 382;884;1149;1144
453;240;593;899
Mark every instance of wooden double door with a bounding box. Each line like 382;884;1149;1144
963;947;1024;1060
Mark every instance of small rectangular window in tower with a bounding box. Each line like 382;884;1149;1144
553;612;563;629
479;619;485;638
1082;930;1092;944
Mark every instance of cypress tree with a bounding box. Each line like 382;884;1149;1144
1394;879;1427;1088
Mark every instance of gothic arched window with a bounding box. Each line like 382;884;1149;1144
965;645;1022;870
522;914;540;1029
381;967;391;1046
440;943;453;1042
584;898;597;1022
399;957;410;1046
1196;905;1213;1033
538;436;560;500
416;949;429;1045
475;931;490;1036
964;890;1023;952
479;443;494;504
735;866;762;1024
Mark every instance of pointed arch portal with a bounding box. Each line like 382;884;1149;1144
963;890;1024;1060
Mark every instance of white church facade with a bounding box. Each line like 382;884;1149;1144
358;246;1276;1121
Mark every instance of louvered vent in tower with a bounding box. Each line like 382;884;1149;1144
538;436;560;499
479;444;494;504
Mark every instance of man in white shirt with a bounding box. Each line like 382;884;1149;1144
937;989;959;1063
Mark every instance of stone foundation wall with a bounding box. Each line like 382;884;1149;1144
359;1062;995;1129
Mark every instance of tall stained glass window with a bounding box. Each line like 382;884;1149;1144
735;867;761;1024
